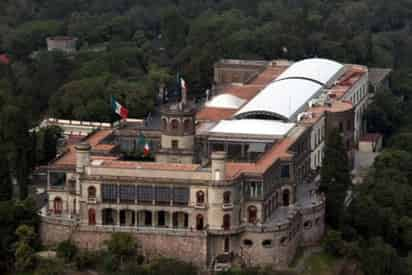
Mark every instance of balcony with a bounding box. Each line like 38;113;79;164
194;203;207;209
222;203;234;210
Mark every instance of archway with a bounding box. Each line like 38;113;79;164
283;189;290;206
223;214;231;230
196;214;204;230
102;208;116;225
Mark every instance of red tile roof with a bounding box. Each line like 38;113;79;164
196;107;238;122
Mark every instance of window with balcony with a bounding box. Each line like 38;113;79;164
196;191;205;205
88;186;96;200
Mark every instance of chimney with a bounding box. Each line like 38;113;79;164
211;151;226;181
75;142;91;173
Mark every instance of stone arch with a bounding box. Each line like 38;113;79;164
173;211;189;228
53;197;63;215
88;208;96;225
247;205;258;224
196;214;204;230
88;186;96;200
120;209;135;226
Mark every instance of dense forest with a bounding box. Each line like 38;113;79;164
2;0;412;274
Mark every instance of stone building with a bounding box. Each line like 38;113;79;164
39;58;374;271
46;36;78;53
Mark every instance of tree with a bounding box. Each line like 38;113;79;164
56;239;78;263
320;129;351;229
104;232;138;267
14;225;36;272
0;154;12;201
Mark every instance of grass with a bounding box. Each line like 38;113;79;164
302;251;339;275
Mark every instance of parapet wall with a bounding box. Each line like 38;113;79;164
40;218;208;267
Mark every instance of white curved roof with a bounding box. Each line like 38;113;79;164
235;78;322;121
205;93;246;109
210;119;295;137
276;58;344;85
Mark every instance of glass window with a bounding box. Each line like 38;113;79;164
223;191;231;204
119;185;136;203
281;165;290;178
102;184;118;203
173;187;189;204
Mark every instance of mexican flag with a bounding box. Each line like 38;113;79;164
137;132;150;156
111;96;128;119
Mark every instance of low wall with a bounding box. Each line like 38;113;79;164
40;218;208;267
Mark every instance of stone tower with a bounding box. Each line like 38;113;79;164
155;102;196;163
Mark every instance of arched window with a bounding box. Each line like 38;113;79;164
171;119;179;130
196;214;204;230
88;186;96;200
88;208;96;225
53;197;63;215
304;220;312;230
262;240;273;248
223;214;231;230
196;191;205;204
243;239;253;247
283;189;290;206
183;119;192;132
248;205;257;224
223;191;231;204
161;118;167;130
224;237;230;253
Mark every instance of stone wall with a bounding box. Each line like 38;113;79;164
40;218;208;267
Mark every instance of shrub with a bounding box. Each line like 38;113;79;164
56;240;78;262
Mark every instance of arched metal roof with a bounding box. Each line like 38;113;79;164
276;58;344;86
234;78;323;121
205;93;246;109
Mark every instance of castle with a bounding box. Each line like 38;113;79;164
37;58;375;270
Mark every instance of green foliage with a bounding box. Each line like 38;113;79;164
35;126;63;165
56;239;78;263
320;129;351;229
14;225;36;272
147;257;197;275
34;259;65;275
104;232;138;269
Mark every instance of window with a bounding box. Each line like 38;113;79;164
280;165;290;178
173;187;189;205
155;186;171;204
171;140;179;149
138;186;154;203
183;119;192;132
243;239;253;247
88;208;96;225
119;185;135;203
262;240;273;248
223;191;231;204
196;214;204;230
102;208;116;225
53;197;63;215
171;119;179;130
224;237;230;252
102;184;118;203
339;122;343;132
161;118;167;130
223;214;231;230
88;186;96;200
304;220;312;230
248;205;257;224
157;211;166;226
196;191;205;204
